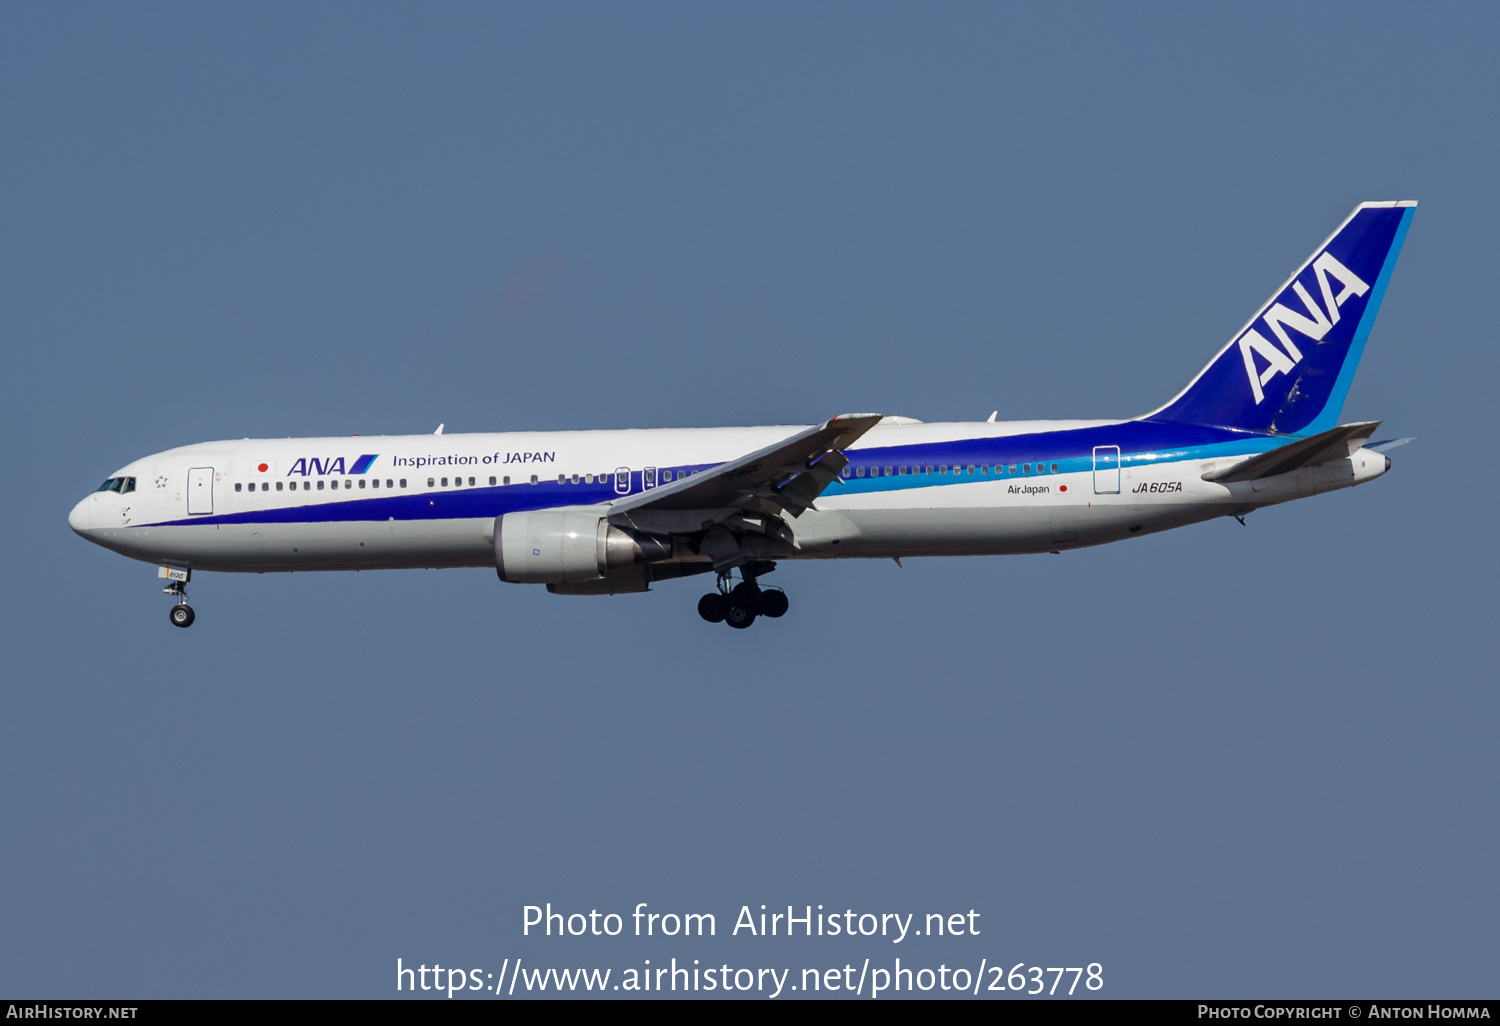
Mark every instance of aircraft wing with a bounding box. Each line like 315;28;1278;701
1202;421;1381;483
609;413;883;519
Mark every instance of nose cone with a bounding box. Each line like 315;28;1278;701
68;495;93;535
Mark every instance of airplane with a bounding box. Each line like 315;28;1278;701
70;201;1416;630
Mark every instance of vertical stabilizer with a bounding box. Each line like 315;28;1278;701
1148;202;1415;436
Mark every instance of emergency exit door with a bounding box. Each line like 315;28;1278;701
187;467;215;514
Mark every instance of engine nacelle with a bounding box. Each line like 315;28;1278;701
494;510;672;585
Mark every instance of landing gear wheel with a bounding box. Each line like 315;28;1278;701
697;593;727;623
759;588;789;618
729;581;762;614
725;603;757;629
169;604;196;628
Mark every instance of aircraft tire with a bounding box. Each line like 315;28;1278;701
697;594;727;623
729;581;762;614
725;604;756;629
759;589;788;618
169;604;195;628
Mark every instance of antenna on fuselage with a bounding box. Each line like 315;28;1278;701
434;423;444;435
987;411;997;422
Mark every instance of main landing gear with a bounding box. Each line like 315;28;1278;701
697;563;788;629
160;566;195;628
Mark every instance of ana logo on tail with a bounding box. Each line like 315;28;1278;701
1238;252;1369;404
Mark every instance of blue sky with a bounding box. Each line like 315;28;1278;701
2;3;1496;997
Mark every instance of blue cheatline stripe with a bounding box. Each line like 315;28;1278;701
137;424;1308;529
1298;206;1415;437
825;436;1285;496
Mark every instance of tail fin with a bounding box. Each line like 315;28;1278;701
1147;201;1415;436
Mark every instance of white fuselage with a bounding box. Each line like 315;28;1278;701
67;419;1389;577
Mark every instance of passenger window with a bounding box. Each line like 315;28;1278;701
938;465;947;475
925;465;934;475
503;476;510;486
345;480;352;489
855;466;865;477
468;476;474;486
899;466;908;475
572;474;580;484
370;479;378;489
235;483;242;492
530;475;538;485
979;465;988;475
967;465;976;475
1051;463;1059;473
558;475;566;484
276;482;284;491
1008;464;1017;474
489;476;496;486
884;466;893;476
1022;464;1030;474
428;478;435;487
358;479;366;489
399;479;407;488
317;480;326;490
441;477;448;487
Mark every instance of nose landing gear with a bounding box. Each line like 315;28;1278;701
697;563;788;629
159;566;196;628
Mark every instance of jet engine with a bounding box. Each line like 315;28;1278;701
494;510;672;585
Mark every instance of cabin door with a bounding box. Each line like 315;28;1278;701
187;467;215;514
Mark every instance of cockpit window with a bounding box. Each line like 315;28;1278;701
96;477;135;493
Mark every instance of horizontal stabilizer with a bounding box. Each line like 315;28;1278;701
1369;436;1416;453
1202;421;1380;483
